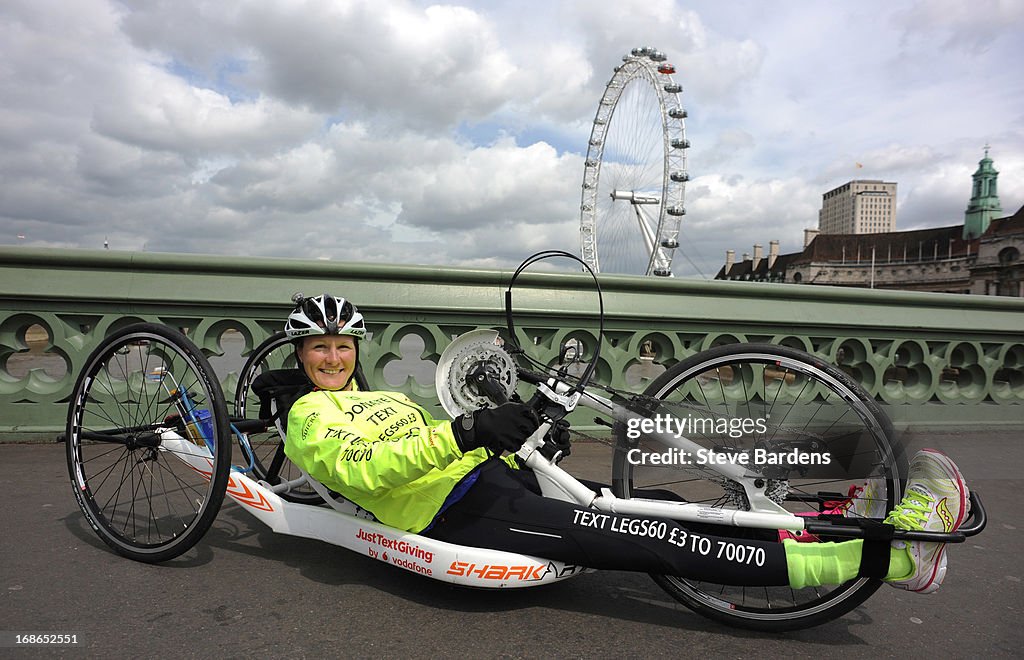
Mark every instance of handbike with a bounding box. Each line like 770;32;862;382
64;255;987;632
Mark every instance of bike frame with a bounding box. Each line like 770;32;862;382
161;371;813;591
519;381;805;532
164;433;589;589
513;367;984;545
166;348;988;588
154;332;987;591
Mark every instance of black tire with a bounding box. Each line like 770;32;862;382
66;323;231;563
233;332;322;503
611;343;907;632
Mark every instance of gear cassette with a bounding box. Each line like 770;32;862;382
435;329;518;418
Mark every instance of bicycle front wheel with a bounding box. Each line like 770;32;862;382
66;323;231;563
611;343;906;631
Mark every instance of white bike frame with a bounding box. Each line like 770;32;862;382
519;380;804;531
161;364;811;589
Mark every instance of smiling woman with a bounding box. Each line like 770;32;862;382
285;293;367;391
298;335;359;391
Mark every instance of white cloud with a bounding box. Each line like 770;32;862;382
0;0;1021;278
396;137;579;230
892;0;1024;53
571;0;764;107
118;0;521;130
91;65;321;157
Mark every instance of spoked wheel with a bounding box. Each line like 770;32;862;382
580;46;688;277
66;323;231;563
611;343;907;631
234;332;321;503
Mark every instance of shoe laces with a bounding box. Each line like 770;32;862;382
885;485;934;530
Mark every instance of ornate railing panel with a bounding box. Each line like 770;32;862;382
1;247;1022;440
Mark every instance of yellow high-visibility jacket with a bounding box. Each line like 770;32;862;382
285;389;515;532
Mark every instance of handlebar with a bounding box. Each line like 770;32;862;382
468;361;575;420
516;368;549;386
467;364;574;462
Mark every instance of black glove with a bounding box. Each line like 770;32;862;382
453;402;540;455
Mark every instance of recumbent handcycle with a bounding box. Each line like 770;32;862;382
64;252;985;632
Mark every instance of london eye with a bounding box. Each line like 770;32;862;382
580;47;690;276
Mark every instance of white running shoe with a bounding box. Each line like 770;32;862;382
885;448;970;594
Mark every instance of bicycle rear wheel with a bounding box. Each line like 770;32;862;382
66;323;231;563
233;331;322;503
611;343;906;631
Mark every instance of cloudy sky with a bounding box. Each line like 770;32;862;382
2;0;1022;277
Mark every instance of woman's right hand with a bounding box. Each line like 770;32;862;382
452;402;540;454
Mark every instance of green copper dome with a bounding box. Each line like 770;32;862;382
964;146;1002;239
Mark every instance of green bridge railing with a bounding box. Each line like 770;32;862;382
1;247;1022;441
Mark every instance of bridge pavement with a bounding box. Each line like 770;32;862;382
1;429;1021;658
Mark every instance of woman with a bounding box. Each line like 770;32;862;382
283;293;969;592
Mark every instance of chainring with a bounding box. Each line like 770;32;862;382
435;329;518;418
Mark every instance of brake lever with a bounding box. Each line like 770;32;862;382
534;380;581;415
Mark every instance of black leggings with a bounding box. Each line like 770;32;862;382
423;459;791;586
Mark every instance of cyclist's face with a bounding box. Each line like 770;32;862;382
299;335;358;390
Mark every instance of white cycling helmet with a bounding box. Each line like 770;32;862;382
285;293;367;340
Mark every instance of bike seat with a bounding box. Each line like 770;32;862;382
251;369;312;426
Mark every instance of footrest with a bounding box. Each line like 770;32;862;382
803;491;986;543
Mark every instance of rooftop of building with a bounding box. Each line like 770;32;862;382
717;204;1024;279
823;179;897;195
716;248;814;280
796;225;977;264
982;204;1024;238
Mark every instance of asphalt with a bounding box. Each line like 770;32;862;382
1;428;1021;658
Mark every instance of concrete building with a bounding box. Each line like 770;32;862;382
971;212;1024;295
818;180;897;234
717;151;1022;296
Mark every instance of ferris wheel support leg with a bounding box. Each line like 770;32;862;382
631;204;658;273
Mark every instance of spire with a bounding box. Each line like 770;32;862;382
963;146;1001;239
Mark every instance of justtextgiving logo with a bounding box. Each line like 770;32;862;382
356;529;434;563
